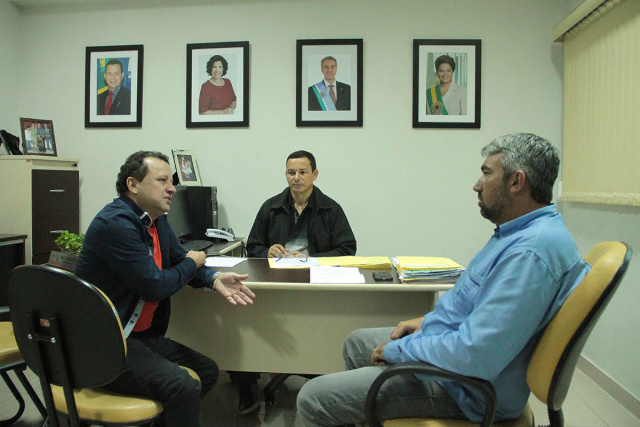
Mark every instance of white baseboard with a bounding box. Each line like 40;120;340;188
577;355;640;419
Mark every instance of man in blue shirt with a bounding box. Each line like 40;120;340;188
297;133;590;426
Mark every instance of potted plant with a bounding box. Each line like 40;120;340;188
48;230;84;272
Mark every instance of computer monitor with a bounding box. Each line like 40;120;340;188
166;186;192;240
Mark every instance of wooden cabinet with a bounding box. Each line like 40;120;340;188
0;156;79;265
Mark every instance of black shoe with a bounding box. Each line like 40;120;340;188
238;381;259;415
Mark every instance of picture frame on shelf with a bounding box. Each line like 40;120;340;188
19;117;57;156
85;44;144;128
186;41;250;128
413;39;481;129
172;150;202;186
296;39;363;127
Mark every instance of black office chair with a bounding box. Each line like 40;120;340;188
365;241;632;427
8;264;199;427
0;306;47;426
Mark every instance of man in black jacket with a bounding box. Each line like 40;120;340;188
234;151;356;414
247;150;356;258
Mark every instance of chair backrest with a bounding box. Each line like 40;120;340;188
8;264;126;389
527;241;632;410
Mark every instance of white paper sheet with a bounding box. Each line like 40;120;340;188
205;257;246;268
310;266;365;284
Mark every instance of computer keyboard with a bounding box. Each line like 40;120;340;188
181;239;214;252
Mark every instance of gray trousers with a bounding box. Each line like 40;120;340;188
296;327;466;427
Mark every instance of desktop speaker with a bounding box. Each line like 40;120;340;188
186;186;218;239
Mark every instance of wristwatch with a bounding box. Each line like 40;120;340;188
211;271;222;293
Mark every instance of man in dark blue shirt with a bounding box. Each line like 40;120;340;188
76;151;255;427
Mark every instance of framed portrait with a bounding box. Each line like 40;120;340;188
85;45;144;128
20;118;57;156
413;39;481;129
296;39;363;127
186;41;249;128
172;150;202;186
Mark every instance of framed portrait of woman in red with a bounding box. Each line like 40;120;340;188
413;39;481;129
186;41;249;128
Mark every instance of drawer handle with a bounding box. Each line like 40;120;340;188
50;189;66;193
50;230;65;234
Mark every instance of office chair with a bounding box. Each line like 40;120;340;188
7;264;200;427
365;241;632;427
0;306;47;425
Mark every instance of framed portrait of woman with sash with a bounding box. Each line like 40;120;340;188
413;39;481;129
296;39;363;127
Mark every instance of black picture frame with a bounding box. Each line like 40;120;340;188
20;117;57;156
186;41;250;128
296;39;363;127
413;39;481;129
85;44;144;128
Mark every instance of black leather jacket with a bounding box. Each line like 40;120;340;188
246;186;356;258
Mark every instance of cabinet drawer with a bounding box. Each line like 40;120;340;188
32;210;79;255
32;170;79;212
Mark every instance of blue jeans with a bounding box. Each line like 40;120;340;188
102;335;219;427
297;327;466;427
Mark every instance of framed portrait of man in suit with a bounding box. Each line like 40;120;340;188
85;45;144;128
296;39;363;127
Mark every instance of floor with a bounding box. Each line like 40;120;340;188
1;368;638;427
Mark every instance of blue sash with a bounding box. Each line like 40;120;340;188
311;82;337;111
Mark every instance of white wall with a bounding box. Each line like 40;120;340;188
0;1;21;137
9;0;565;265
560;202;640;401
2;0;637;402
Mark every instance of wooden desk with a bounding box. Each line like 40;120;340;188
167;258;453;374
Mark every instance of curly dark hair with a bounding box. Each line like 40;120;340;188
435;55;456;73
206;55;229;77
115;151;170;195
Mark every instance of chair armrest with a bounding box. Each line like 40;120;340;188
0;306;9;315
364;362;497;427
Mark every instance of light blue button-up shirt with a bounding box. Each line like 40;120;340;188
384;205;590;421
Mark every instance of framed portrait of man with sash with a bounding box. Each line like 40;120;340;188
296;39;363;127
413;39;481;129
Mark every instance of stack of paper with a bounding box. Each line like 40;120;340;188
392;256;465;283
317;256;392;269
310;266;365;284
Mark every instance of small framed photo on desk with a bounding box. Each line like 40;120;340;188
172;150;202;186
20;117;57;156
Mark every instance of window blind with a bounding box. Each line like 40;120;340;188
556;0;640;206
